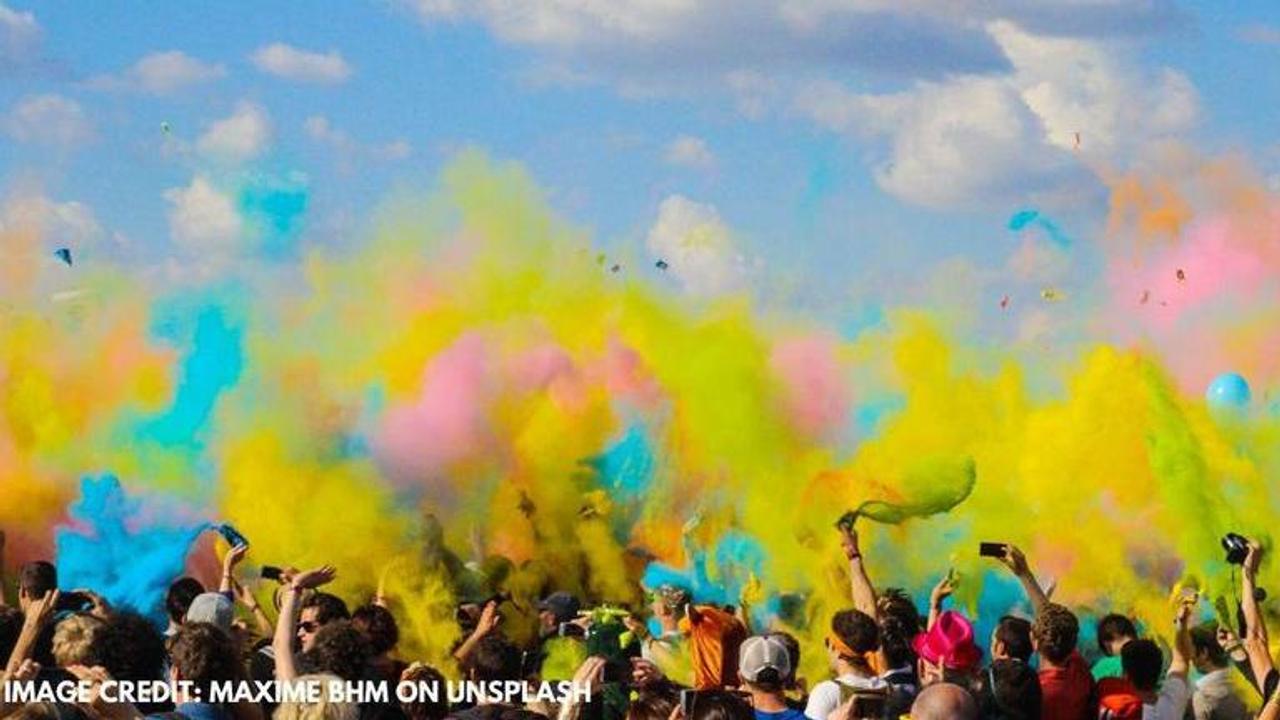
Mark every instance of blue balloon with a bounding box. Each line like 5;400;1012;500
1206;372;1251;410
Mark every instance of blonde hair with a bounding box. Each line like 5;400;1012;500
274;674;361;720
52;613;104;667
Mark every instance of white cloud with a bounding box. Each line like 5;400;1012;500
5;94;93;146
664;135;715;170
646;195;747;296
163;175;241;250
0;2;40;67
88;50;225;94
304;114;412;165
251;43;351;84
197;102;272;163
793;21;1197;208
0;194;100;245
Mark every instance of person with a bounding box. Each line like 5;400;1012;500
992;545;1092;720
301;620;371;682
166;578;206;637
911;610;982;688
400;663;450;720
680;603;748;690
186;592;235;634
161;622;250;720
50;613;105;667
991;617;1033;663
300;593;351;654
624;690;676;720
352;603;404;682
803;609;885;720
738;636;805;720
1092;615;1138;681
1188;623;1248;720
763;631;807;709
1098;595;1194;720
274;673;360;720
450;635;545;720
0;605;22;661
909;683;978;720
625;585;689;668
1239;541;1277;702
685;690;754;720
536;592;581;637
972;659;1040;720
17;562;57;613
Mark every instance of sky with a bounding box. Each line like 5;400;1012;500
1;0;1279;323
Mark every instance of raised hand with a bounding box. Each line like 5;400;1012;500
290;565;337;590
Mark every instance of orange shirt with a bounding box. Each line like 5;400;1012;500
678;605;748;689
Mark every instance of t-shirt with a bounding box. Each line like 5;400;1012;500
1092;655;1125;681
1192;668;1249;720
1143;675;1190;720
678;605;748;690
803;675;888;720
755;708;807;720
1039;651;1094;720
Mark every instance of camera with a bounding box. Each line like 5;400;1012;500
1223;533;1249;565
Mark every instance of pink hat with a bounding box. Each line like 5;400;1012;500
912;610;982;670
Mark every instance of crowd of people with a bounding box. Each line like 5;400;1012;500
1;521;1279;720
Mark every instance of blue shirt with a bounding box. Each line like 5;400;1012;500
756;708;807;720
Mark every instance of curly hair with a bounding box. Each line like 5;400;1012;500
168;622;244;695
52;613;105;667
399;664;450;720
301;620;370;681
351;604;399;656
274;674;361;720
1031;604;1078;664
89;610;167;683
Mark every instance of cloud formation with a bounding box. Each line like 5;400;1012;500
252;43;352;83
5;94;93;146
197;101;272;163
88;50;226;94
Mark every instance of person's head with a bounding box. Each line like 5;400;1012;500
913;611;982;686
877;589;921;669
1095;614;1137;657
463;634;522;682
686;689;753;720
351;604;399;657
301;620;370;682
52;613;105;667
399;664;449;720
977;659;1041;720
536;592;582;633
185;592;234;634
1120;638;1164;693
0;606;23;662
299;592;350;652
738;635;791;695
1189;622;1230;674
1031;604;1078;665
910;683;979;720
167;622;243;697
165;577;205;627
626;688;677;720
649;585;691;621
19;561;57;609
991;616;1033;662
828;609;879;673
274;673;361;720
90;610;168;683
11;703;92;720
763;631;801;686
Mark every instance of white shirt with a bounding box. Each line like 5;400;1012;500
1143;675;1191;720
803;674;888;720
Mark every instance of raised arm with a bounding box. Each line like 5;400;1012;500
233;578;274;637
4;589;58;677
996;545;1049;614
1167;594;1194;678
1241;542;1274;691
218;543;250;595
273;566;336;681
0;530;7;608
839;523;877;617
927;572;956;631
452;599;500;663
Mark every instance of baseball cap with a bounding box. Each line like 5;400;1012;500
185;592;234;632
537;591;581;624
739;635;791;684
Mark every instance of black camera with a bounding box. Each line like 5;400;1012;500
1223;533;1249;565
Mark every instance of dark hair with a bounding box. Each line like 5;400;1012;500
996;616;1033;662
977;659;1041;720
0;605;23;661
832;609;880;655
352;604;399;656
764;631;801;684
19;561;57;598
302;591;350;625
877;589;921;668
400;664;450;720
89;610;168;683
1121;639;1163;692
1189;622;1228;668
464;634;522;682
301;619;370;681
627;688;678;720
1031;604;1078;664
11;703;92;720
165;577;205;625
168;622;242;696
1095;614;1137;656
688;690;754;720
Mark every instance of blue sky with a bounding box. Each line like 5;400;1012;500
2;0;1278;317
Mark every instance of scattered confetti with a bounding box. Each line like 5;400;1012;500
1140;290;1150;304
999;295;1010;310
655;259;668;270
54;248;73;266
1176;268;1185;282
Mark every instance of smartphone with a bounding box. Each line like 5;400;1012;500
261;565;283;581
55;591;93;613
217;524;250;548
679;689;697;718
979;542;1006;558
558;622;584;638
849;694;886;719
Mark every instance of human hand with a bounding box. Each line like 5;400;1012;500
24;589;59;630
223;542;250;571
473;600;501;637
930;573;956;608
1245;541;1263;577
623;614;650;640
11;658;41;682
572;656;607;699
630;657;665;687
998;545;1029;577
839;523;861;561
290;565;337;590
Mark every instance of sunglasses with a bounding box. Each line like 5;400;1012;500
299;621;320;633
